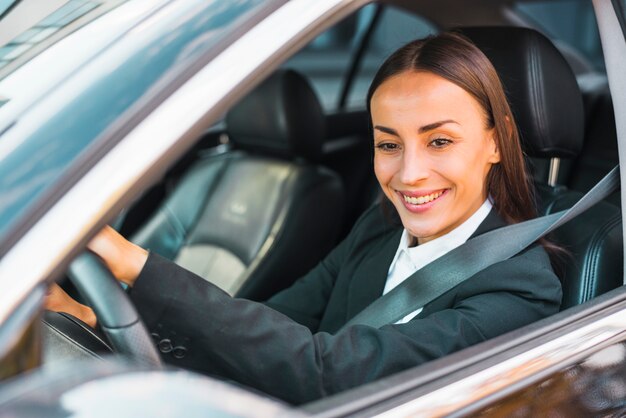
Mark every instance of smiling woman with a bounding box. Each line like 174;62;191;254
45;31;562;404
369;33;537;242
371;70;502;244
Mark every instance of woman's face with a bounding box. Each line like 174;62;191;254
371;70;500;245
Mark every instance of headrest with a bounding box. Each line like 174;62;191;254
226;69;325;161
460;27;584;158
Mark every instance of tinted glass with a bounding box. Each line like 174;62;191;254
347;6;437;109
283;4;379;111
515;0;604;72
284;5;436;111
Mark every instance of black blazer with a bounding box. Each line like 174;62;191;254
130;204;562;404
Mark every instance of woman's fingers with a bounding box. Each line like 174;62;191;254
44;283;71;312
45;283;97;328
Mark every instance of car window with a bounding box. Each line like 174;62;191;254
346;6;438;110
283;5;437;111
514;0;604;73
0;0;269;244
0;0;106;75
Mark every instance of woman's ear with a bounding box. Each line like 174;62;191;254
487;115;513;164
487;129;501;164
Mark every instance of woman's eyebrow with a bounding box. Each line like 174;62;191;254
374;125;398;135
418;119;459;133
374;120;459;136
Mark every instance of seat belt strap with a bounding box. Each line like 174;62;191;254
343;166;620;329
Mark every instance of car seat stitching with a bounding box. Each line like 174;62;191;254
581;214;621;302
163;204;188;244
528;34;548;150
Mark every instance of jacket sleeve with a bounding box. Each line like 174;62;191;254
129;246;561;405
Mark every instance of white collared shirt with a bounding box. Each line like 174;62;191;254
384;199;493;324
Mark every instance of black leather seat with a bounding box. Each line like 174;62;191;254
462;27;623;309
131;70;345;301
568;81;620;205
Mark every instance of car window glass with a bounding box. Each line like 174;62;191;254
0;0;103;73
0;0;268;242
283;5;437;112
514;0;604;72
282;4;377;111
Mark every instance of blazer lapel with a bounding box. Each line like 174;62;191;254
469;208;507;238
345;228;402;321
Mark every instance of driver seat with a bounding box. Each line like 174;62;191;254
462;26;623;309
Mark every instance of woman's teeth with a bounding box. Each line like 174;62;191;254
403;190;444;205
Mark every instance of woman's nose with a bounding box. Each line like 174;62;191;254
399;151;429;185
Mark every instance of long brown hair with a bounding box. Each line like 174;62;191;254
367;31;537;225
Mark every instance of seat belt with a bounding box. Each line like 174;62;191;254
344;166;620;329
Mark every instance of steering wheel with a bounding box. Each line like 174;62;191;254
66;252;162;368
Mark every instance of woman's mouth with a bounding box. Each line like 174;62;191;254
397;189;448;213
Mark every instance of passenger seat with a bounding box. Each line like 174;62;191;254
131;70;345;301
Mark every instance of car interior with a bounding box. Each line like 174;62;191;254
41;0;624;401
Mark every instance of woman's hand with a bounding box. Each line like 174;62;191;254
87;226;148;287
45;283;97;328
45;226;148;329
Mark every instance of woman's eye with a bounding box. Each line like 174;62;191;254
375;142;399;152
429;138;452;148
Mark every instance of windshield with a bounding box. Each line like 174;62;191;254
0;0;269;252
